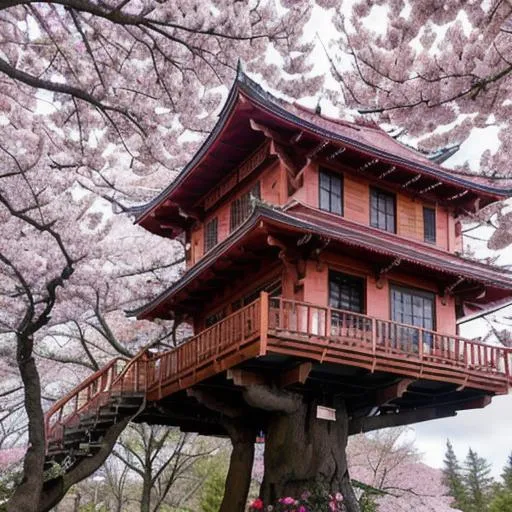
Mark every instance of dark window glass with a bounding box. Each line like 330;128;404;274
319;168;343;215
204;217;218;253
329;271;364;313
423;207;436;243
230;182;260;232
391;286;434;350
205;309;225;327
370;188;396;233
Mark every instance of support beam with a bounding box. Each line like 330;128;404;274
349;407;457;435
375;379;414;406
418;181;442;194
375;258;401;289
279;362;313;387
358;158;379;172
328;146;346;160
378;165;396;179
401;174;421;189
227;369;268;387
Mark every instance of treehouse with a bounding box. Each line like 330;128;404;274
43;71;512;504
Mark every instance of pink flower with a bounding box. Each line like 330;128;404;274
279;497;296;505
298;506;307;512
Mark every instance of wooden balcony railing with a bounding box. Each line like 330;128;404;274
45;293;512;454
268;297;512;378
148;298;262;399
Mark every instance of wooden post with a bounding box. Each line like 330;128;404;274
371;317;376;356
260;292;269;356
418;329;423;360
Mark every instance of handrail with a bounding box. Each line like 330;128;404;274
45;357;128;437
269;297;512;382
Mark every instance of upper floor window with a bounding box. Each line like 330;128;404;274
230;182;260;232
204;217;218;253
423;207;436;244
370;187;396;233
319;168;343;215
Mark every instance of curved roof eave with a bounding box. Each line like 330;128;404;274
128;204;512;320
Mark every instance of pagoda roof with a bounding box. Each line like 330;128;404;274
136;69;512;238
130;203;512;320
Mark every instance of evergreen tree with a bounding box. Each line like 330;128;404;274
442;440;467;510
503;453;512;491
464;448;494;512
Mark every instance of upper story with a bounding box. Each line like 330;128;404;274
136;70;511;266
132;69;512;323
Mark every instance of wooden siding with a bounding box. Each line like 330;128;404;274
188;161;282;266
303;251;456;336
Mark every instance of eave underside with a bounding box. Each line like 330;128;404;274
137;73;511;238
131;206;512;320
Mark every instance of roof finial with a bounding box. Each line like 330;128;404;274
315;97;322;115
237;59;245;79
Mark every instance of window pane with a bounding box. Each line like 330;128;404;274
319;169;343;215
370;188;395;233
423;207;436;243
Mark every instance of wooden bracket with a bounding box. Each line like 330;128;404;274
441;276;465;305
227;369;268;387
278;362;312;387
267;234;305;286
375;258;401;288
375;378;414;407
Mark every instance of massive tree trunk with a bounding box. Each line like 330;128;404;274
7;337;45;512
219;420;256;512
244;386;360;512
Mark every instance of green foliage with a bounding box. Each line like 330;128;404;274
359;493;379;512
442;439;467;510
463;448;494;512
199;457;227;512
489;491;512;512
503;454;512;491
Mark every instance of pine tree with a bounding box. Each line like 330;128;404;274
442;440;467;510
502;453;512;491
464;448;494;512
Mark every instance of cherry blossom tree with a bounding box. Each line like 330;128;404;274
0;2;320;511
325;0;512;175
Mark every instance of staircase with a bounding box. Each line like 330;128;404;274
45;353;150;471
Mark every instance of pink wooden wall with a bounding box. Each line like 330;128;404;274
301;251;456;335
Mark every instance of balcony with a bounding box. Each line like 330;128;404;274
45;293;512;452
148;293;512;400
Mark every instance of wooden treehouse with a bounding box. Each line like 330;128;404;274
45;71;512;477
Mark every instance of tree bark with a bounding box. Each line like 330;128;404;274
219;420;256;512
244;387;360;512
140;474;152;512
7;337;45;512
38;418;130;512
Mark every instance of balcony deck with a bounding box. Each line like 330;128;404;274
45;293;512;455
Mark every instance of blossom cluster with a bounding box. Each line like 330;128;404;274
249;490;344;512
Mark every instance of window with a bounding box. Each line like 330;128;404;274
423;207;436;244
204;217;218;253
230;182;260;232
391;286;434;351
205;309;225;328
319;168;343;215
370;188;396;233
329;271;364;313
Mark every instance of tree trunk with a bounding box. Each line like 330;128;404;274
219;420;256;512
7;337;45;512
140;475;152;512
38;419;129;512
244;387;360;512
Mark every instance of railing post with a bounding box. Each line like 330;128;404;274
260;292;269;356
371;317;376;355
505;349;511;381
418;329;423;360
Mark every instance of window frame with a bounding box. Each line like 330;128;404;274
328;270;365;314
370;187;396;233
423;206;436;244
204;217;218;253
389;284;436;331
319;167;343;216
230;181;260;232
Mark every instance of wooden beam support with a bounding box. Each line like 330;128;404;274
375;257;402;289
454;395;491;410
375;378;414;406
349;407;456;435
279;362;313;387
418;181;442;194
227;369;268;387
358;157;379;172
327;146;346;160
378;165;396;179
401;174;421;189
